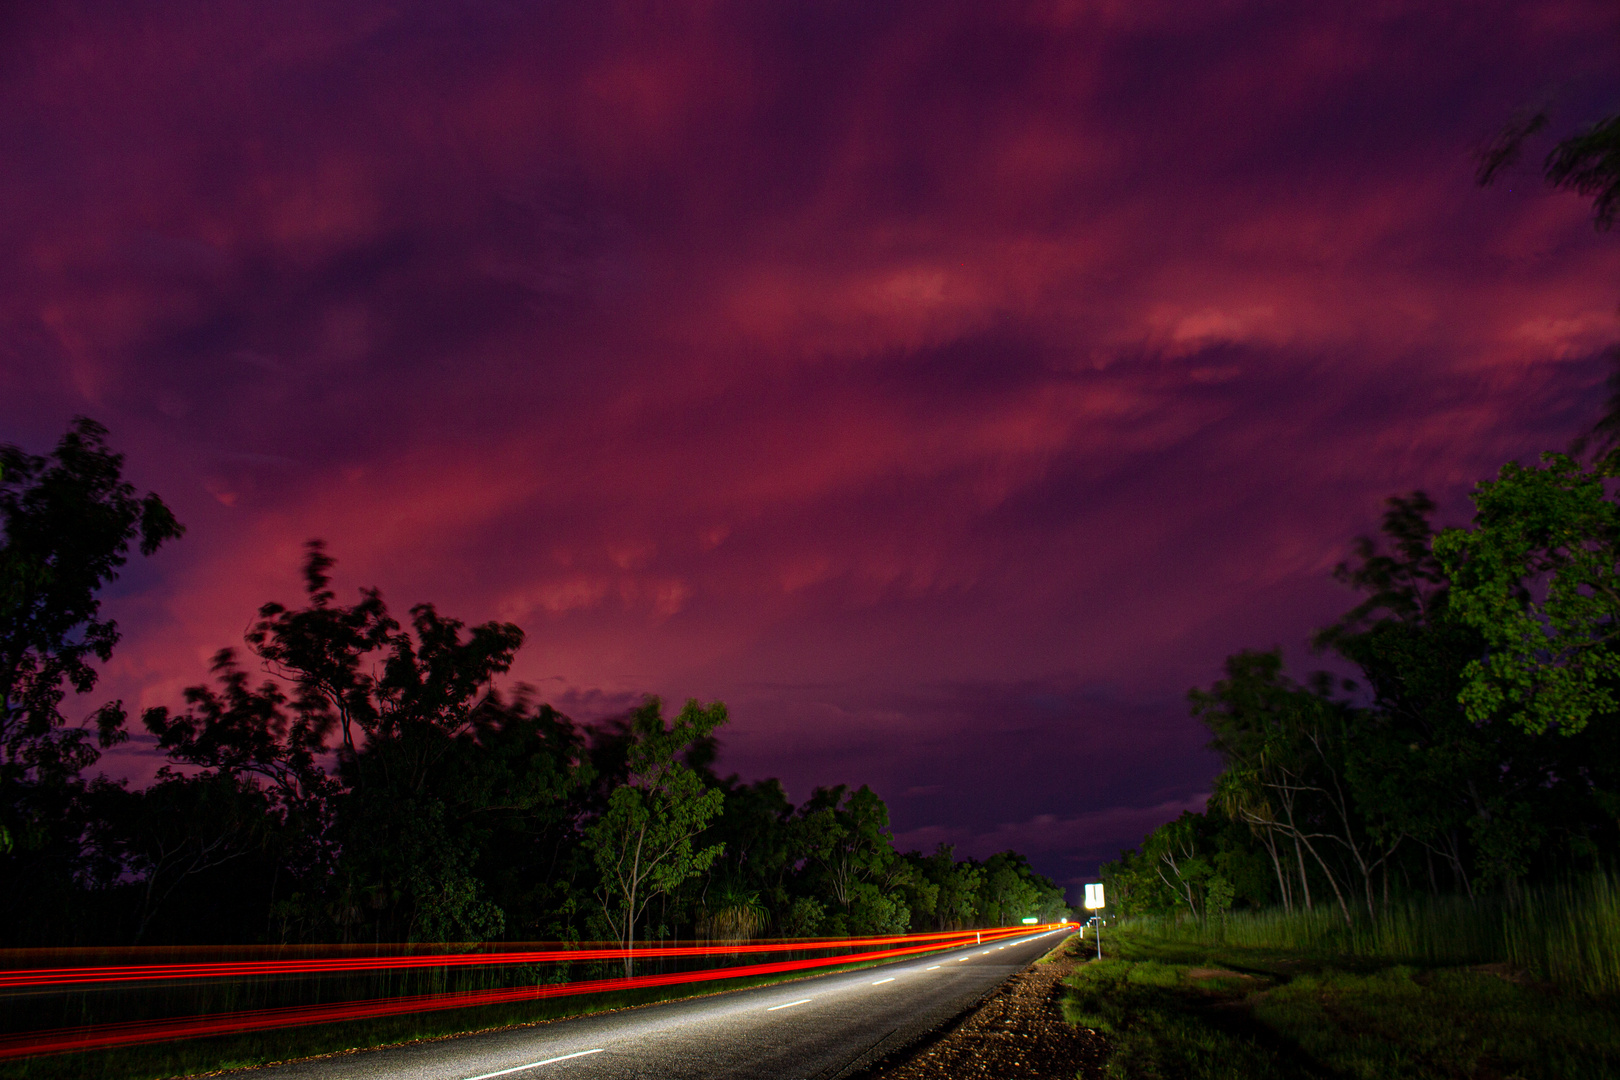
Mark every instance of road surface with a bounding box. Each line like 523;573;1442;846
246;928;1069;1080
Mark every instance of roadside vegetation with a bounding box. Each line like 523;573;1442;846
1137;874;1620;994
1066;907;1620;1080
1079;113;1620;1080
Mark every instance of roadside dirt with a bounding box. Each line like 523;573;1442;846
1187;967;1257;982
856;937;1108;1080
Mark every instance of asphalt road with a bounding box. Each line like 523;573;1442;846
246;928;1069;1080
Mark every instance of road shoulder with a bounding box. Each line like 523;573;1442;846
856;934;1107;1079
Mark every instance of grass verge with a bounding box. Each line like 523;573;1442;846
1065;927;1620;1079
1138;874;1620;995
1035;932;1081;965
0;952;925;1080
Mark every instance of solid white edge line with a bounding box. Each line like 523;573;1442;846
871;977;895;985
767;997;813;1011
464;1048;604;1080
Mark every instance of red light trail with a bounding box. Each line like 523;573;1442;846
0;924;1072;1061
0;927;1030;989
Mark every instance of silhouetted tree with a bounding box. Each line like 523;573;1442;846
0;417;182;944
1479;108;1620;456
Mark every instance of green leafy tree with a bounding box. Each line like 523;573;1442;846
799;784;911;933
895;850;941;931
583;697;726;970
1435;453;1620;737
1101;845;1178;918
1140;813;1218;922
852;881;911;935
916;844;984;930
1314;494;1478;892
1195;652;1407;923
1131;809;1268;924
780;895;826;937
976;851;1045;926
701;776;798;930
1315;492;1597;888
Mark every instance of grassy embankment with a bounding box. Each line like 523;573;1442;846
1065;874;1620;1079
0;945;959;1080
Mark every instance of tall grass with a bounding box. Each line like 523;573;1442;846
1123;871;1620;995
1505;874;1620;995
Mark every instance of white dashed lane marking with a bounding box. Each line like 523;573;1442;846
767;998;813;1012
464;1048;605;1080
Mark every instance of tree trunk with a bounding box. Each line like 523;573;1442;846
1295;831;1354;927
1260;829;1291;914
625;824;645;978
1292;834;1313;911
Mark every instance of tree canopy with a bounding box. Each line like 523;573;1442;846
0;419;1069;947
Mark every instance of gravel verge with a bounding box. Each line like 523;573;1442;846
854;934;1108;1080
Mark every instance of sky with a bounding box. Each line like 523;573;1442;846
2;0;1618;897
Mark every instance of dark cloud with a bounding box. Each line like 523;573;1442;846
4;0;1618;894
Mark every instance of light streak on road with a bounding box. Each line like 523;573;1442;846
0;926;1069;1061
0;927;1034;990
464;1048;605;1079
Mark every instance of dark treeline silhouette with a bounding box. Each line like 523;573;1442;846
1104;487;1620;923
0;419;1067;948
1107;110;1620;923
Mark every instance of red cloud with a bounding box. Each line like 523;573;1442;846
4;0;1617;879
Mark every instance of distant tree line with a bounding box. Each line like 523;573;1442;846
1105;483;1620;924
1106;109;1620;924
0;420;1068;948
